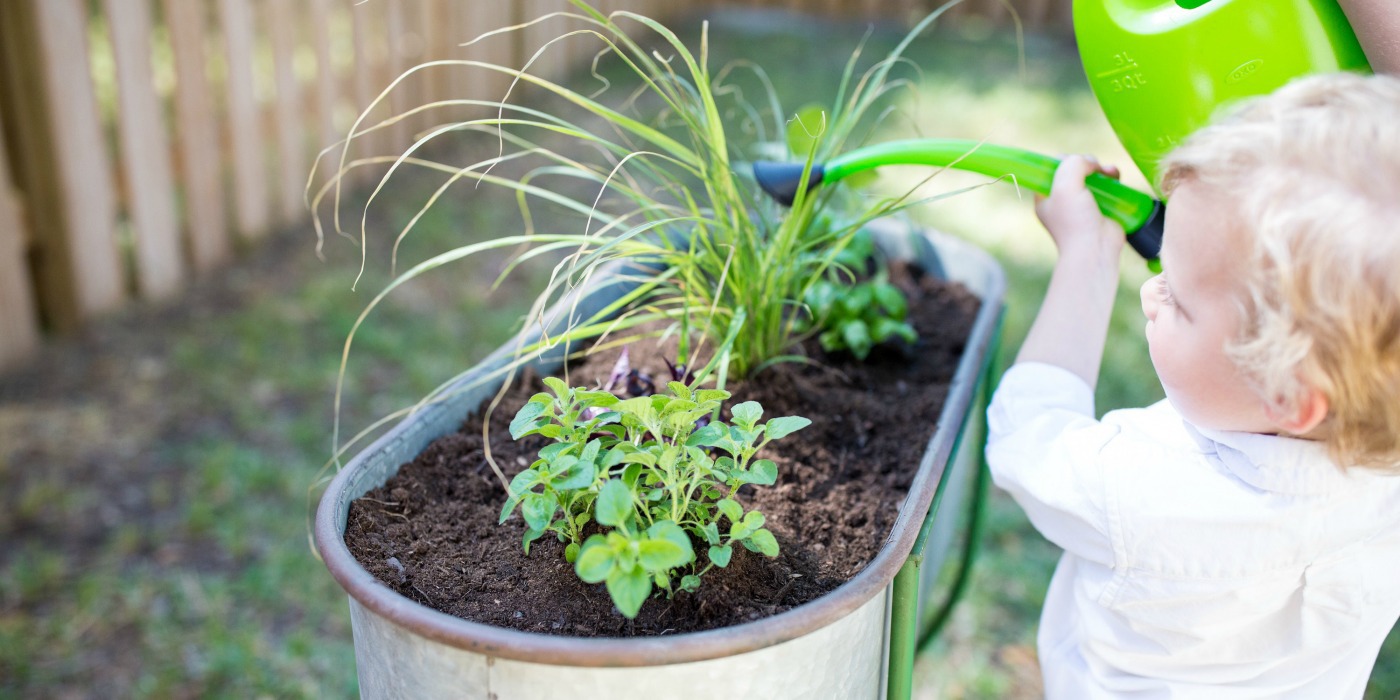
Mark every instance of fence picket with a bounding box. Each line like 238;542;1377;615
164;0;230;271
0;107;40;369
465;1;516;107
105;0;183;300
385;1;413;152
310;0;340;156
13;0;126;327
350;0;386;184
267;0;308;226
218;0;271;240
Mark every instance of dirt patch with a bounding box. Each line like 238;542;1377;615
345;262;980;636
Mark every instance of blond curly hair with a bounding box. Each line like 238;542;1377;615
1159;72;1400;469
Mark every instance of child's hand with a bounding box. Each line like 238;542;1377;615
1035;155;1126;261
1015;155;1126;387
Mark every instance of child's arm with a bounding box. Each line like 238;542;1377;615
1338;0;1400;74
1015;156;1125;390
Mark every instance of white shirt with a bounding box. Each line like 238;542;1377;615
986;362;1400;699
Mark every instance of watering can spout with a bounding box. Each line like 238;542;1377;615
752;139;1166;266
751;162;825;207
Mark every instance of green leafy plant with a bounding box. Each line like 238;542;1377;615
504;377;808;617
798;229;916;360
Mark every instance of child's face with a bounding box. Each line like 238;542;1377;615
1140;182;1273;433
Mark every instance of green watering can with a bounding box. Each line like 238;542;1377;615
754;0;1372;265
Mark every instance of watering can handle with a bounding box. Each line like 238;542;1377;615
822;139;1163;264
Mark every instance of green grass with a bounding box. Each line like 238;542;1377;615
2;8;1397;698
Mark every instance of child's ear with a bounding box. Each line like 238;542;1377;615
1264;386;1330;436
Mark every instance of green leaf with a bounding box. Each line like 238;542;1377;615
498;494;523;525
807;280;839;321
614;396;659;425
508;468;540;496
542;376;570;398
536;424;566;440
521;492;558;532
564;542;580;564
679;575;701;593
731;510;766;540
575;390;619;407
708;544;733;568
509;402;547;440
841;319;873;360
764;416;811;441
647;521;694;562
554;458;595;491
547;454;579;480
621;462;643;488
637;539;690;571
580;438;602;464
785;103;827;158
716;498;742;523
620;451;658;468
701;521;720;545
819;329;843;353
695;389;730;404
685;423;726;448
873;282;908;320
666;381;692;400
730;401;762;427
575;536;614;583
594;479;633;528
869;318;917;344
606;564;652;619
841;283;874;315
749;528;780;557
538;442;572;461
749;459;778;486
602;445;629;469
522;527;546;555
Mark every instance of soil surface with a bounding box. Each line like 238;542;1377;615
345;262;980;637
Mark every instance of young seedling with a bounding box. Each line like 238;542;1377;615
506;376;810;618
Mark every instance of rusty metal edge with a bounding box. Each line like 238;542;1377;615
314;225;1006;667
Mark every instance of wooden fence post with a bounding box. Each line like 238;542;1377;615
218;0;272;241
0;0;125;332
351;0;388;183
267;0;309;227
164;0;231;272
104;0;184;301
0;107;40;368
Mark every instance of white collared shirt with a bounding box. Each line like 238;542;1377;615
986;362;1400;699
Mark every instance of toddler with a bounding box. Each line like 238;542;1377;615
986;72;1400;698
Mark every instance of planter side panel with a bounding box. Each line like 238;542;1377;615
350;591;888;700
350;599;491;697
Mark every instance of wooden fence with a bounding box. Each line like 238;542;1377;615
0;0;1070;371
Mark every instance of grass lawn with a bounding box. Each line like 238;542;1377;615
1;7;1396;698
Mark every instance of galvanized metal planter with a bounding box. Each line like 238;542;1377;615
315;223;1005;700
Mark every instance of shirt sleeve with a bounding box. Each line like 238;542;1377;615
986;362;1119;567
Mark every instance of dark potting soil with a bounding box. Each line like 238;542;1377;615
344;262;980;637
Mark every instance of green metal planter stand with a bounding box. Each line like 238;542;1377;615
887;317;1002;700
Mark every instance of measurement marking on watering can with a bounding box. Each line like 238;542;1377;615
1096;52;1149;92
